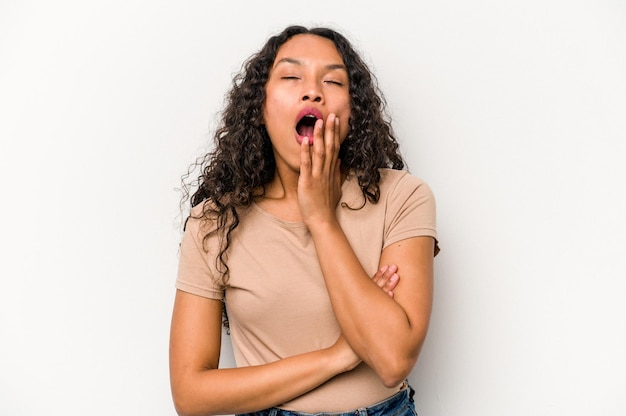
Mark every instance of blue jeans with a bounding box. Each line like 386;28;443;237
238;384;417;416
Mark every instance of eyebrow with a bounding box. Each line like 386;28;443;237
274;57;347;71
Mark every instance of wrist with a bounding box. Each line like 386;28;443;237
305;216;340;236
325;338;361;374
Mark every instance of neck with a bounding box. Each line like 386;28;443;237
265;165;299;201
255;163;349;223
264;164;349;200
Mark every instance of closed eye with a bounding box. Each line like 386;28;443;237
324;80;343;86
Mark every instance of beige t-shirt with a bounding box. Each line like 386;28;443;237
176;168;438;412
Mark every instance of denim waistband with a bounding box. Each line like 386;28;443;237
239;383;416;416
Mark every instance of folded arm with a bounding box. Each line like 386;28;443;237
308;224;435;387
169;264;400;416
297;112;436;387
169;290;361;416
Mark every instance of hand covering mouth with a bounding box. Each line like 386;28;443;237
295;108;323;143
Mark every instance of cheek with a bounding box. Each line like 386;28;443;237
262;97;280;127
338;97;351;132
263;91;290;121
339;109;351;142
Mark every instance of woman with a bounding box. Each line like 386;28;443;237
170;25;439;415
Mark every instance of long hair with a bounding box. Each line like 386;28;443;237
181;25;405;309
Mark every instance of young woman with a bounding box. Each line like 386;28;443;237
170;25;439;416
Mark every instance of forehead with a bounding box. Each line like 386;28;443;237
273;34;344;66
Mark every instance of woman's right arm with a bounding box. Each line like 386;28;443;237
169;289;360;416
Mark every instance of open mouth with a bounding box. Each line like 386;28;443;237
296;115;318;138
295;107;323;144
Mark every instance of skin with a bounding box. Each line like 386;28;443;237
169;34;434;416
260;34;351;215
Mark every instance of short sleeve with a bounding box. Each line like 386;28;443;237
175;213;225;300
383;172;440;256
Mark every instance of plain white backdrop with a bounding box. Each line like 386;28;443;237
1;1;625;415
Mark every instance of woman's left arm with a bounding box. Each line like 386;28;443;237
298;114;434;387
309;225;434;388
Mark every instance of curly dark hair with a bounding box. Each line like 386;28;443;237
181;25;405;319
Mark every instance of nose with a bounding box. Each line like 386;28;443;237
301;80;322;103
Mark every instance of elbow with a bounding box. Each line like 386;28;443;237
172;389;210;416
377;356;417;388
170;367;224;416
172;384;227;416
172;394;197;416
376;330;428;387
379;368;412;389
374;354;417;388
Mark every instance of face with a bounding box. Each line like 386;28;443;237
263;34;351;172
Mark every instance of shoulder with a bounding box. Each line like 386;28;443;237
379;169;440;255
341;169;435;210
182;200;221;243
378;168;435;201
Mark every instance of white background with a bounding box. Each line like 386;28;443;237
1;1;625;415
